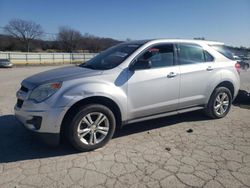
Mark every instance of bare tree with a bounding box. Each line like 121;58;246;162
4;19;43;52
57;26;82;52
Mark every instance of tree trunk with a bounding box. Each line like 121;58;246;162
26;40;30;52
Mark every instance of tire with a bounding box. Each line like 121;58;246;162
66;104;116;151
204;87;232;119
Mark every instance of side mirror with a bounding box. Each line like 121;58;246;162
129;59;151;71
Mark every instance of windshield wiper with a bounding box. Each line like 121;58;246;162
79;64;96;70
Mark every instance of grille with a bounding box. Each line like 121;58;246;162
16;99;24;108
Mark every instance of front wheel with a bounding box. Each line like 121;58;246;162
66;104;116;151
204;87;232;119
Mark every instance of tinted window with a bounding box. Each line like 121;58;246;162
138;44;174;68
178;44;205;65
210;45;234;60
204;51;214;62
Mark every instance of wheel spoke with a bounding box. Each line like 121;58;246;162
78;128;91;137
219;106;224;114
97;126;109;131
94;113;105;125
93;133;97;144
96;115;107;126
223;101;229;106
87;114;94;124
221;93;227;101
215;104;221;110
89;132;94;144
216;96;221;103
82;115;93;126
97;129;108;136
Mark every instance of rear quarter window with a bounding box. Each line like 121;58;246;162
210;45;234;60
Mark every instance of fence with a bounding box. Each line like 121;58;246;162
0;52;97;65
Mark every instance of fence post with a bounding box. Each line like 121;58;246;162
62;54;64;64
39;54;41;64
26;53;28;63
53;53;55;64
84;53;86;63
8;53;10;61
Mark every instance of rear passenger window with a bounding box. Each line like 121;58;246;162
138;44;174;68
178;44;205;65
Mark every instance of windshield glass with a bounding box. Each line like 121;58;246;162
210;45;235;60
80;43;142;70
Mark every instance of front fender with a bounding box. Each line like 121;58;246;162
52;81;128;121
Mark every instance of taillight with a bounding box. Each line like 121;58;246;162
235;62;241;74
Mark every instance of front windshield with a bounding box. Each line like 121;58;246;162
80;43;142;70
210;45;235;60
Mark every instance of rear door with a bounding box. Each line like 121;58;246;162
177;43;215;109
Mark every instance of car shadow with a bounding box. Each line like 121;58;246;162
0;115;77;163
0;110;210;163
233;89;250;109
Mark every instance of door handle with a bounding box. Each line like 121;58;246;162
206;66;213;71
167;72;178;78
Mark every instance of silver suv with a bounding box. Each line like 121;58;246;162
15;39;240;151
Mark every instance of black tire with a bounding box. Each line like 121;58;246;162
204;87;232;119
66;104;116;151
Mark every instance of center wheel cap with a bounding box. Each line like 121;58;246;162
91;125;96;131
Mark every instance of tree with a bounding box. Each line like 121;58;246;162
4;19;43;52
57;26;82;52
193;37;206;40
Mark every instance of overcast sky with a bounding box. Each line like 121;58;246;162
0;0;249;47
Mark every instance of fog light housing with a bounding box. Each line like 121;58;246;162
26;116;42;130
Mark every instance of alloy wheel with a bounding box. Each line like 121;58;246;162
214;92;230;116
77;112;109;145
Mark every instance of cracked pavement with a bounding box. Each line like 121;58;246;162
0;66;250;188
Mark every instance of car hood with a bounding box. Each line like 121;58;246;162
22;65;103;89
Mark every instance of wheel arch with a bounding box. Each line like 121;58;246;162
215;81;235;98
207;81;235;106
61;96;122;137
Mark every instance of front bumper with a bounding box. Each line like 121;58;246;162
14;104;69;146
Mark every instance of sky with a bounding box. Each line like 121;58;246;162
0;0;250;47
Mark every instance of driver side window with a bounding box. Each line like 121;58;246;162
138;44;174;68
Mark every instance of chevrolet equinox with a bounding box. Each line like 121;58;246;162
15;39;240;151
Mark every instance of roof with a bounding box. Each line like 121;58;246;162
125;39;224;46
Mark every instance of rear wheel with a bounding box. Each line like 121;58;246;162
204;87;232;119
66;104;116;151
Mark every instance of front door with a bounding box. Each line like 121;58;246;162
127;43;180;120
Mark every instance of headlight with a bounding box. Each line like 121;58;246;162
29;82;62;103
